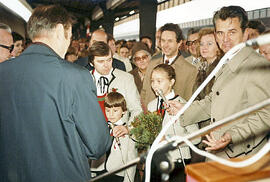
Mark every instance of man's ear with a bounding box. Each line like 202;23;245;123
55;24;65;40
170;78;176;87
177;40;183;50
243;28;250;42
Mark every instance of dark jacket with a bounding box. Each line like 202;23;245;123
193;59;220;100
0;43;112;182
75;57;126;72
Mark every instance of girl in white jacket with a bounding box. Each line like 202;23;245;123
148;64;200;181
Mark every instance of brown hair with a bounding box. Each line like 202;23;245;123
152;64;176;81
160;23;184;43
247;20;266;34
104;92;127;111
88;41;112;64
27;5;73;40
187;28;200;38
197;27;223;62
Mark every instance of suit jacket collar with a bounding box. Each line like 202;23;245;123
227;47;253;73
162;52;181;65
109;68;116;86
157;52;184;65
22;42;62;60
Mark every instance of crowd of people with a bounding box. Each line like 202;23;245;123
0;3;270;182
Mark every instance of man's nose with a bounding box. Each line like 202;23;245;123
223;33;230;42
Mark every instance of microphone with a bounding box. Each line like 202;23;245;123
156;89;169;107
246;33;270;47
108;122;121;147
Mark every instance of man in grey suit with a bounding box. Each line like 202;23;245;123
185;28;201;69
0;5;112;182
168;6;270;159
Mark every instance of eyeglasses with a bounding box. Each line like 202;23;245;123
0;44;14;53
134;55;148;62
186;40;198;46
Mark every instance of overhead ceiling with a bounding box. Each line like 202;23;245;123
26;0;140;23
25;0;169;38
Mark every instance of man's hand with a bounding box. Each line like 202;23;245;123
166;100;184;116
112;125;129;138
202;132;232;151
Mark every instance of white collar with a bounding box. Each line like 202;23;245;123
225;46;244;64
164;55;177;65
113;118;125;126
158;90;175;101
93;69;113;81
92;69;113;96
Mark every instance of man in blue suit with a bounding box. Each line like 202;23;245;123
0;5;112;182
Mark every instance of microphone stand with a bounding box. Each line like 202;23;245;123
90;98;270;182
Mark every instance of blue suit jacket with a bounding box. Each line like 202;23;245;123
0;43;112;182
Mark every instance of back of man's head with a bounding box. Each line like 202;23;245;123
213;6;248;33
160;23;183;43
27;5;73;40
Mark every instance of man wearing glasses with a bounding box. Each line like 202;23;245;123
0;23;13;62
185;28;201;69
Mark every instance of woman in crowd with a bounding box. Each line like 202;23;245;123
129;42;152;94
191;27;223;163
11;31;24;57
193;27;223;100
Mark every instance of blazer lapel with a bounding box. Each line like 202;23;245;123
107;68;116;93
170;53;181;65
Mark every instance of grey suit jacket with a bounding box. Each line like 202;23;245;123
182;47;270;158
0;43;112;182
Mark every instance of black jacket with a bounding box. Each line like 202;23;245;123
75;57;126;72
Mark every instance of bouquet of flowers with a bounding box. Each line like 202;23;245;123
130;112;163;151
